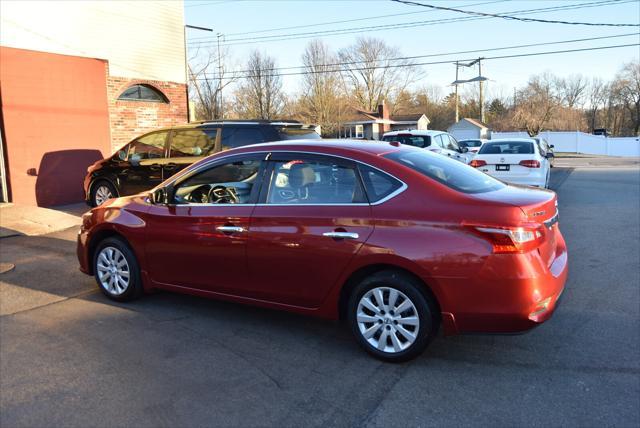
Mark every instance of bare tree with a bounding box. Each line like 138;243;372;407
556;74;587;108
585;77;608;131
512;73;559;136
233;50;284;119
613;61;640;135
188;45;237;120
297;40;346;136
338;37;422;112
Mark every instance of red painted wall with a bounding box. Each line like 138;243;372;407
0;47;111;206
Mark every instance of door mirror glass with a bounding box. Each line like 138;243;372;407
460;147;469;153
150;187;168;205
117;149;128;161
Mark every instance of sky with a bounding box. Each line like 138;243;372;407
184;0;640;100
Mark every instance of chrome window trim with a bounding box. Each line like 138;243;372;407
165;149;408;207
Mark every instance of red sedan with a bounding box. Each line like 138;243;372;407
77;140;567;362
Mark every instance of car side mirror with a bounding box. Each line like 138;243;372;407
549;144;555;149
150;187;168;205
117;149;127;161
460;147;469;153
546;152;555;158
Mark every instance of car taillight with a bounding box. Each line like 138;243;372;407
471;225;545;253
519;160;540;168
469;159;487;168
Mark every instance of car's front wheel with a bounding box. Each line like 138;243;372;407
90;180;116;207
93;237;143;302
348;270;438;362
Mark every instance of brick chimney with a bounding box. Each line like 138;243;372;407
377;101;390;132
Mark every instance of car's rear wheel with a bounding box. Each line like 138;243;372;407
91;181;116;207
93;237;143;302
348;270;438;362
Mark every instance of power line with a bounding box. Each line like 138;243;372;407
188;0;634;46
191;43;639;81
391;0;640;27
189;0;507;40
198;33;639;76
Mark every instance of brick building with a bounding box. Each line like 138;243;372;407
0;1;187;206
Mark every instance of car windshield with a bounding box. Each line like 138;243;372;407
458;140;482;148
276;127;320;140
478;141;534;155
384;150;505;194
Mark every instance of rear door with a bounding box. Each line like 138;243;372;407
246;153;374;307
118;130;169;195
220;126;267;151
166;127;220;178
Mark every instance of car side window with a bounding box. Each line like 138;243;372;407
446;135;460;151
433;135;445;148
221;128;266;151
358;164;403;203
128;132;167;161
266;157;366;205
170;129;218;158
173;157;263;204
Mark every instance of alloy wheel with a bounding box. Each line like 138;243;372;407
95;185;113;205
96;247;130;295
356;286;420;353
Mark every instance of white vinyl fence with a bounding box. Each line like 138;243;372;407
490;131;640;157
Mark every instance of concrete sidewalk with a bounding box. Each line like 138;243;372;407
0;203;87;238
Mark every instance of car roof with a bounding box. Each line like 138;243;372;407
382;130;446;137
230;139;407;158
486;138;535;143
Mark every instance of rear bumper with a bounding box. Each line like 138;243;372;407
442;228;568;335
486;172;546;188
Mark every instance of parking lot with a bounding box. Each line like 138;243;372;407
1;157;639;427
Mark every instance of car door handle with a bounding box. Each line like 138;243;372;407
164;163;177;171
216;225;245;234
150;163;162;171
323;231;359;240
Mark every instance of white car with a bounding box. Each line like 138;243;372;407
457;138;487;154
469;138;551;188
382;130;471;164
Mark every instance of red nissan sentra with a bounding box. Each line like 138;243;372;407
77;140;567;362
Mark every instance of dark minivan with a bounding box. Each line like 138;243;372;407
84;120;319;206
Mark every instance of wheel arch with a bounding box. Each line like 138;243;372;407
337;263;442;323
86;228;131;275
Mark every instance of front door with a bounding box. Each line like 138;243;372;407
118;130;169;196
247;153;374;308
144;154;266;294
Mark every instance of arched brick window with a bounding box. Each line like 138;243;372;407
118;84;168;103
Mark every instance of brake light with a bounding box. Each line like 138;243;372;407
469;159;487;168
471;225;545;253
519;160;540;168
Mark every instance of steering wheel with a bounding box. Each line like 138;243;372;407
207;185;239;204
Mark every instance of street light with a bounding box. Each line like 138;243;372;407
184;24;214;122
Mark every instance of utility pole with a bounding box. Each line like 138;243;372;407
216;32;224;119
454;61;460;123
184;24;214;122
478;58;485;123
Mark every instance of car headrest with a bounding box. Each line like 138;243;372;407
288;164;315;188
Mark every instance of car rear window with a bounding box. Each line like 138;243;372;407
458;140;482;148
382;135;431;148
276;127;320;140
384;150;505;194
478;141;534;155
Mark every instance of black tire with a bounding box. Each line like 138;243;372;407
93;237;143;302
90;180;117;207
347;270;439;363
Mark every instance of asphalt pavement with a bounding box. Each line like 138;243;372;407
1;159;639;427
